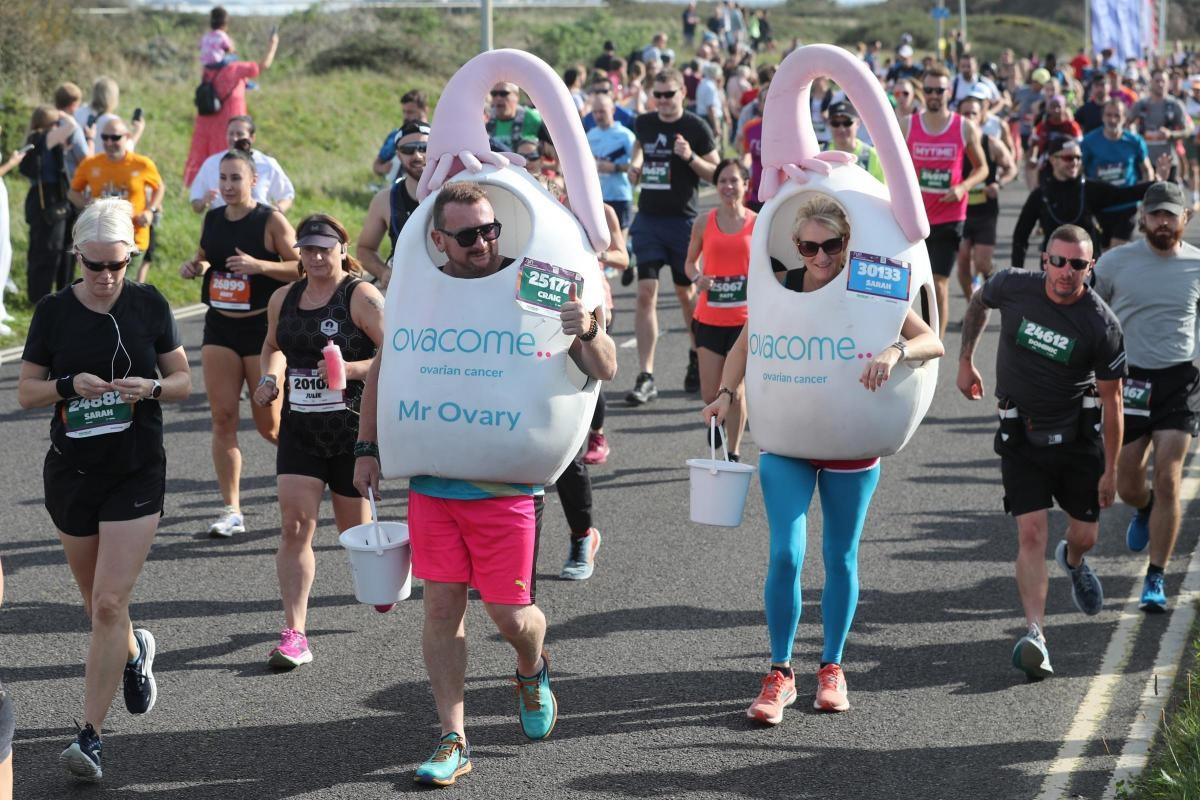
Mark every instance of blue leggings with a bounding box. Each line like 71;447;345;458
758;452;880;665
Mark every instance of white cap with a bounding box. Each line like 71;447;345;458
898;44;914;58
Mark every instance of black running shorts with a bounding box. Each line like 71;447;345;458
996;433;1103;522
202;308;269;358
692;319;744;356
927;220;965;277
1123;363;1200;444
43;449;165;537
276;427;360;498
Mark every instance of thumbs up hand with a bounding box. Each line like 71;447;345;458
559;282;592;338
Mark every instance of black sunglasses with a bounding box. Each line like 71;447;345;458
1045;254;1092;271
923;86;947;95
1055;154;1082;162
100;134;125;142
398;142;427;155
437;221;502;248
795;236;846;257
77;252;131;272
652;89;679;99
829;118;854;128
490;89;512;97
591;86;612;94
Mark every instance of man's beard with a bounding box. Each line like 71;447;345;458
1141;220;1185;250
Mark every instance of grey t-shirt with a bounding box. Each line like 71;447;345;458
1129;96;1189;163
982;268;1127;418
1092;239;1200;368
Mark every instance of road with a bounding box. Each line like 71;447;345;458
2;180;1197;799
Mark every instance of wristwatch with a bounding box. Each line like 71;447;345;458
258;374;277;387
150;379;162;399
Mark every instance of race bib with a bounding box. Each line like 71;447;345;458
515;258;583;318
1016;317;1077;364
846;252;911;302
1096;162;1127;184
968;186;988;205
641;160;671;189
918;167;952;192
1123;378;1152;416
209;271;251;311
63;392;133;439
287;368;346;413
707;275;747;307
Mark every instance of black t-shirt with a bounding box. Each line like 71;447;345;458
22;281;182;474
634;111;716;218
981;268;1126;419
770;257;807;292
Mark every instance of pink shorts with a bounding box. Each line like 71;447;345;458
408;491;543;605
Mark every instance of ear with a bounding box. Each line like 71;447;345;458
430;228;446;253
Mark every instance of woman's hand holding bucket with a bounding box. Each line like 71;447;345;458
701;392;732;427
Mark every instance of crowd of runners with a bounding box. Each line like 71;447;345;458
4;5;1200;792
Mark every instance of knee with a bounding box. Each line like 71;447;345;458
1016;525;1046;554
491;610;529;641
424;592;467;626
210;405;240;437
279;514;316;548
767;547;801;579
90;591;128;628
1153;472;1182;503
1067;525;1099;551
636;285;657;308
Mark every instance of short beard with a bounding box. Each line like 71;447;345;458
1139;219;1185;250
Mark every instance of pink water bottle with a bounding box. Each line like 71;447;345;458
322;340;346;391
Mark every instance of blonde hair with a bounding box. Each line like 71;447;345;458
90;77;119;115
792;195;850;241
74;198;136;250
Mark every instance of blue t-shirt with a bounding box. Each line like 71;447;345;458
410;476;544;500
1081;128;1148;212
378;128;402;162
586;122;636;202
583;104;637;132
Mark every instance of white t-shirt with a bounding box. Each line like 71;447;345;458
189;148;295;209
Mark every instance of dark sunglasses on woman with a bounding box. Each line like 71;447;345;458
77;252;131;272
437;221;503;248
795;236;846;258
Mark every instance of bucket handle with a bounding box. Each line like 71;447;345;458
367;488;384;556
758;43;929;243
416;48;611;254
708;416;729;474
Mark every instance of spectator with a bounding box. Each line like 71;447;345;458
695;62;725;145
75;77;144;153
0;136;25;335
682;1;699;47
190;115;294;215
19;105;79;302
200;6;234;67
53;83;91;179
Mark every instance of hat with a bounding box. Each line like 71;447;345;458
827;100;858;120
897;44;914;58
1030;67;1051;84
967;85;991;101
1143;181;1186;215
1123;65;1140;81
296;218;345;249
1047;137;1081;157
399;121;430;138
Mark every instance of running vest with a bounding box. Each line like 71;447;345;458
694;208;755;327
486;106;527;149
200;203;288;312
276;275;375;457
965;135;999;216
907;112;969;225
388;178;421;253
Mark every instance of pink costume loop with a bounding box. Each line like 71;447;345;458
759;43;929;242
417;48;610;252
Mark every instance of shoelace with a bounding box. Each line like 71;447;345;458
759;671;787;701
513;673;543;712
1149;573;1165;593
430;738;464;763
568;537;588;563
280;629;306;649
818;667;842;690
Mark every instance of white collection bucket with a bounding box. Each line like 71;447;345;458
686;419;757;527
338;490;413;605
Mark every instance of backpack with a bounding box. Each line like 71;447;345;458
195;64;233;116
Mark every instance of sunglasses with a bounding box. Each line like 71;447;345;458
490;89;512;97
77;252;131;272
829;118;854;128
652;89;679;99
1055;154;1081;162
1045;254;1092;270
923;86;947;95
100;134;125;142
397;142;427;155
591;86;612;94
437;221;502;248
795;236;846;257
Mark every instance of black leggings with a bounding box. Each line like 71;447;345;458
554;456;593;534
591;393;606;431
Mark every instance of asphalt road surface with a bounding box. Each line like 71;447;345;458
2;180;1197;800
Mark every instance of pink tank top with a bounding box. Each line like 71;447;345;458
907;112;968;225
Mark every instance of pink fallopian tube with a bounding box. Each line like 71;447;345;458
417;48;610;254
758;43;929;243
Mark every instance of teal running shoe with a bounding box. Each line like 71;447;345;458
413;732;471;786
514;651;557;740
1140;573;1168;613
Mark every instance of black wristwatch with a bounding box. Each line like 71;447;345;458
150;379;163;399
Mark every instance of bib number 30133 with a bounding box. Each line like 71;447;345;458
64;392;133;438
1016;318;1077;364
287;369;346;413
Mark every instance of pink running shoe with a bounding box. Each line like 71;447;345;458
746;669;797;725
268;628;313;669
814;663;850;712
582;432;610;465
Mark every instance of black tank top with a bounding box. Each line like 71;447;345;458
276;275;376;457
964;135;1000;217
200;203;290;312
388;178;421;252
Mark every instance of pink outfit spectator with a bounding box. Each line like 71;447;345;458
200;29;233;66
183;60;260;186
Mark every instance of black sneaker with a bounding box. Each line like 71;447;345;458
620;268;635;287
123;628;157;714
60;722;102;781
625;372;658;405
684;350;700;394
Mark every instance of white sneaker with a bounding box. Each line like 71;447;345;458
208;506;245;538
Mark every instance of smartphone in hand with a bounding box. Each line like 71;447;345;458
132;107;144;123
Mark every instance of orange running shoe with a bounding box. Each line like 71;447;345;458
814;663;850;712
746;669;797;725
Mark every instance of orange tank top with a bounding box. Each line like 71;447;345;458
693;208;756;327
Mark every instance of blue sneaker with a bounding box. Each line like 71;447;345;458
514;651;557;740
123;628;157;714
60;722;102;781
1140;573;1168;613
1055;540;1104;616
413;732;471;786
1126;505;1152;552
1012;623;1053;680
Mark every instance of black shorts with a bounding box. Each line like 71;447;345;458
607;200;633;231
1095;209;1137;249
276;427;360;498
927;221;965;277
692;319;744;356
996;433;1103;522
962;211;998;247
202;307;269;358
0;681;12;762
44;449;166;537
1123;363;1200;444
631;213;693;286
